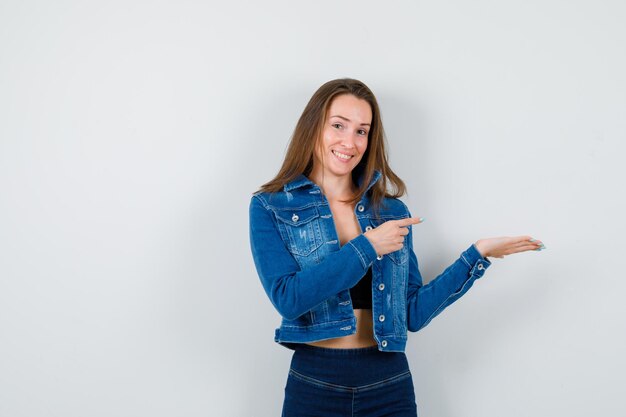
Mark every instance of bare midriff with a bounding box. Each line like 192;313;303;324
306;308;377;348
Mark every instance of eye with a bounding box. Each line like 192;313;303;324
332;123;343;129
357;129;368;136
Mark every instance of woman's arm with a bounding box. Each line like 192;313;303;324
404;213;543;332
249;195;377;320
406;232;491;332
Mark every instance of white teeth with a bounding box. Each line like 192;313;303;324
332;150;352;160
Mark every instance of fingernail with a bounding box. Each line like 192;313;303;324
529;238;536;242
419;217;425;222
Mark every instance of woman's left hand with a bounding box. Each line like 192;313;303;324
474;236;545;259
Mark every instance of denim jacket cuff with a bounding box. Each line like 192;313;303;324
461;244;492;277
347;234;378;270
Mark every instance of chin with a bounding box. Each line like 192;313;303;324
328;165;358;178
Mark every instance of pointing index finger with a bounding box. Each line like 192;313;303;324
396;217;423;227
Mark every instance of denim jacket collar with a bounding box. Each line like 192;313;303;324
283;170;382;194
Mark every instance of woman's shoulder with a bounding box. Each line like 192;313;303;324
376;195;411;217
251;186;317;211
252;175;317;206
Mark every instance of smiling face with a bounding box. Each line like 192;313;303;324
312;94;373;185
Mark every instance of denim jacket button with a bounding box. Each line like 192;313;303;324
477;263;484;271
365;225;372;231
379;314;385;322
291;214;299;222
381;340;388;348
357;205;365;212
377;255;383;261
378;283;385;291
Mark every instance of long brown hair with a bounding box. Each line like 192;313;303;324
258;78;406;209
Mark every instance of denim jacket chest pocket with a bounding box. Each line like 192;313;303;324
273;205;323;260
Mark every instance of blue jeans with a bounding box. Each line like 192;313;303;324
282;344;418;417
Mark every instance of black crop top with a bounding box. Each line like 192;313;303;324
349;267;372;309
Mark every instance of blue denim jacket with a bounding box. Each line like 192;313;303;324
249;171;491;352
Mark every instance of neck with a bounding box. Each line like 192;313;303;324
309;170;357;203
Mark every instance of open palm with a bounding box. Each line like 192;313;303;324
475;236;545;259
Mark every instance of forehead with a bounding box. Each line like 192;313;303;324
327;94;372;124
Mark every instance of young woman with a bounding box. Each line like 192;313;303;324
249;78;544;417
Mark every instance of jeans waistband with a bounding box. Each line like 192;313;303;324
292;343;380;355
290;343;410;388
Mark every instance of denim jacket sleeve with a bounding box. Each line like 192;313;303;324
249;195;378;320
405;211;492;332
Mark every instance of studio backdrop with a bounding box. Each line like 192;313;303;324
1;1;624;416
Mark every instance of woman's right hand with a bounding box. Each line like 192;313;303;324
364;217;424;256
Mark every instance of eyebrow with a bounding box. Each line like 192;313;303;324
330;115;371;127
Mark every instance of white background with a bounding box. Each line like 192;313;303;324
1;1;625;416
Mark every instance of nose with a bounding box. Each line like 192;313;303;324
339;132;357;149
